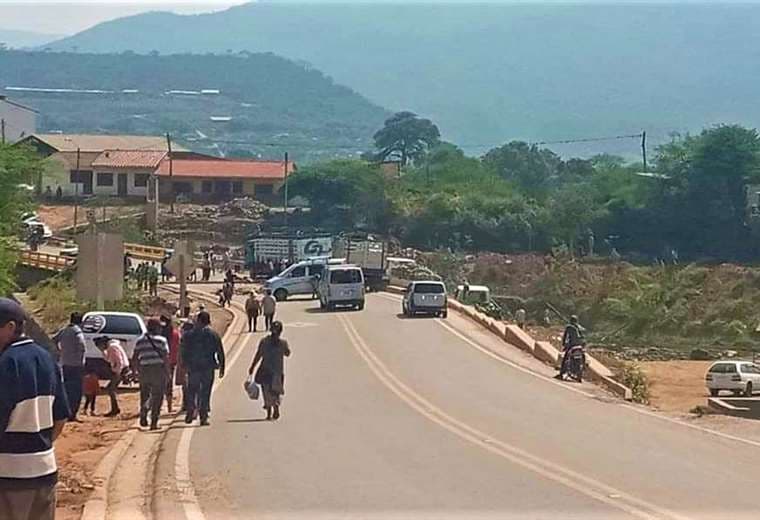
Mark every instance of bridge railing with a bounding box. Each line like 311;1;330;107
18;251;75;272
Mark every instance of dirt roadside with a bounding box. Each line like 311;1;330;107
53;296;232;520
37;204;143;232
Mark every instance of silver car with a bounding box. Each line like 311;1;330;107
402;281;448;318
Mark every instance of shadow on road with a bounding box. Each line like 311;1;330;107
226;418;270;424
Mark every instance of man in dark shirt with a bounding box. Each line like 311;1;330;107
557;315;584;380
181;311;225;426
52;312;86;421
0;298;69;520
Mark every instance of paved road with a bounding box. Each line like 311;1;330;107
152;292;760;520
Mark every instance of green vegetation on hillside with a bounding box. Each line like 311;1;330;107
291;119;760;262
0;144;40;293
288;119;760;354
0;50;387;161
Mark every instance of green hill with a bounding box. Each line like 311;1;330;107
0;50;387;161
43;2;760;157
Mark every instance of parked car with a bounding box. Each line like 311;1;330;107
402;281;448;318
81;311;146;380
705;361;760;397
318;265;365;311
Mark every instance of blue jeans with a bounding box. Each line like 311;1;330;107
186;369;215;421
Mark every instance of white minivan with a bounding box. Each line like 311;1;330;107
264;257;344;301
318;265;365;311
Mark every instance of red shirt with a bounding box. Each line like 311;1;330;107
83;373;100;396
168;327;180;365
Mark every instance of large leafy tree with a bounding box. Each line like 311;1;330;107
287;160;392;231
482;141;562;199
655;125;760;258
0;144;40;293
373;111;440;166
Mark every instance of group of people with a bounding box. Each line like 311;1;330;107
0;282;295;519
127;261;160;296
244;289;277;332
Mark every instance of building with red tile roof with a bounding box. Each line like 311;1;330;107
154;158;294;200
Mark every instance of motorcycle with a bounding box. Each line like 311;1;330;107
566;344;586;382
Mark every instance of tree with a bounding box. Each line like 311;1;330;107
655;125;760;258
547;184;606;254
373;111;440;166
0;144;39;293
287;160;392;231
482;141;562;198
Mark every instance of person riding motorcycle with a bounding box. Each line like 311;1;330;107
556;315;584;380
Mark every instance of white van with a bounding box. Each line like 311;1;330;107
264;257;345;301
318;265;365;311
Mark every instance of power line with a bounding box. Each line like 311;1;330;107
531;133;644;146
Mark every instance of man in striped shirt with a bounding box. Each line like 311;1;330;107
132;318;170;430
0;298;69;520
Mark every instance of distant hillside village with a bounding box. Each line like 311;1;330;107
2;94;294;204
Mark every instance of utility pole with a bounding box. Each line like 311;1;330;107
166;133;174;213
283;151;289;228
179;253;188;317
641;131;648;173
73;147;80;232
1;119;5;144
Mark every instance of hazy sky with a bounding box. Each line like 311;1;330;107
1;0;753;36
0;1;245;35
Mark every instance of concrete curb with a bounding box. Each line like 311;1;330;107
79;287;236;520
387;285;633;401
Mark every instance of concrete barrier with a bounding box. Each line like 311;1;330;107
534;340;560;366
504;325;536;354
385;286;632;400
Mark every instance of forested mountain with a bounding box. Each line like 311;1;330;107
0;50;387;161
44;2;760;158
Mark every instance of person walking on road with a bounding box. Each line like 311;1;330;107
181;311;225;426
96;337;129;416
262;290;276;331
53;312;87;421
148;263;159;297
133;318;170;430
248;320;291;420
160;315;180;413
0;298;70;520
245;292;261;333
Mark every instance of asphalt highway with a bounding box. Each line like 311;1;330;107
152;292;760;520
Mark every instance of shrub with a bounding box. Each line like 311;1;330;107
618;363;650;404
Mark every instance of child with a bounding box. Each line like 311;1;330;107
82;368;100;415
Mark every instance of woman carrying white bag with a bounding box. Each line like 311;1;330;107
247;321;291;420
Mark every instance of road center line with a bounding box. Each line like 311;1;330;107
337;313;688;520
376;292;760;451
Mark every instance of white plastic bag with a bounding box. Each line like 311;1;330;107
243;376;260;400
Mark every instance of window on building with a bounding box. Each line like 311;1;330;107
202;181;213;193
97;173;114;186
134;174;150;187
70;171;84;183
232;181;243;194
172;182;193;194
256;184;274;196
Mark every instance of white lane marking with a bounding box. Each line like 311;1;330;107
338;314;687;520
175;300;250;520
375;292;760;451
